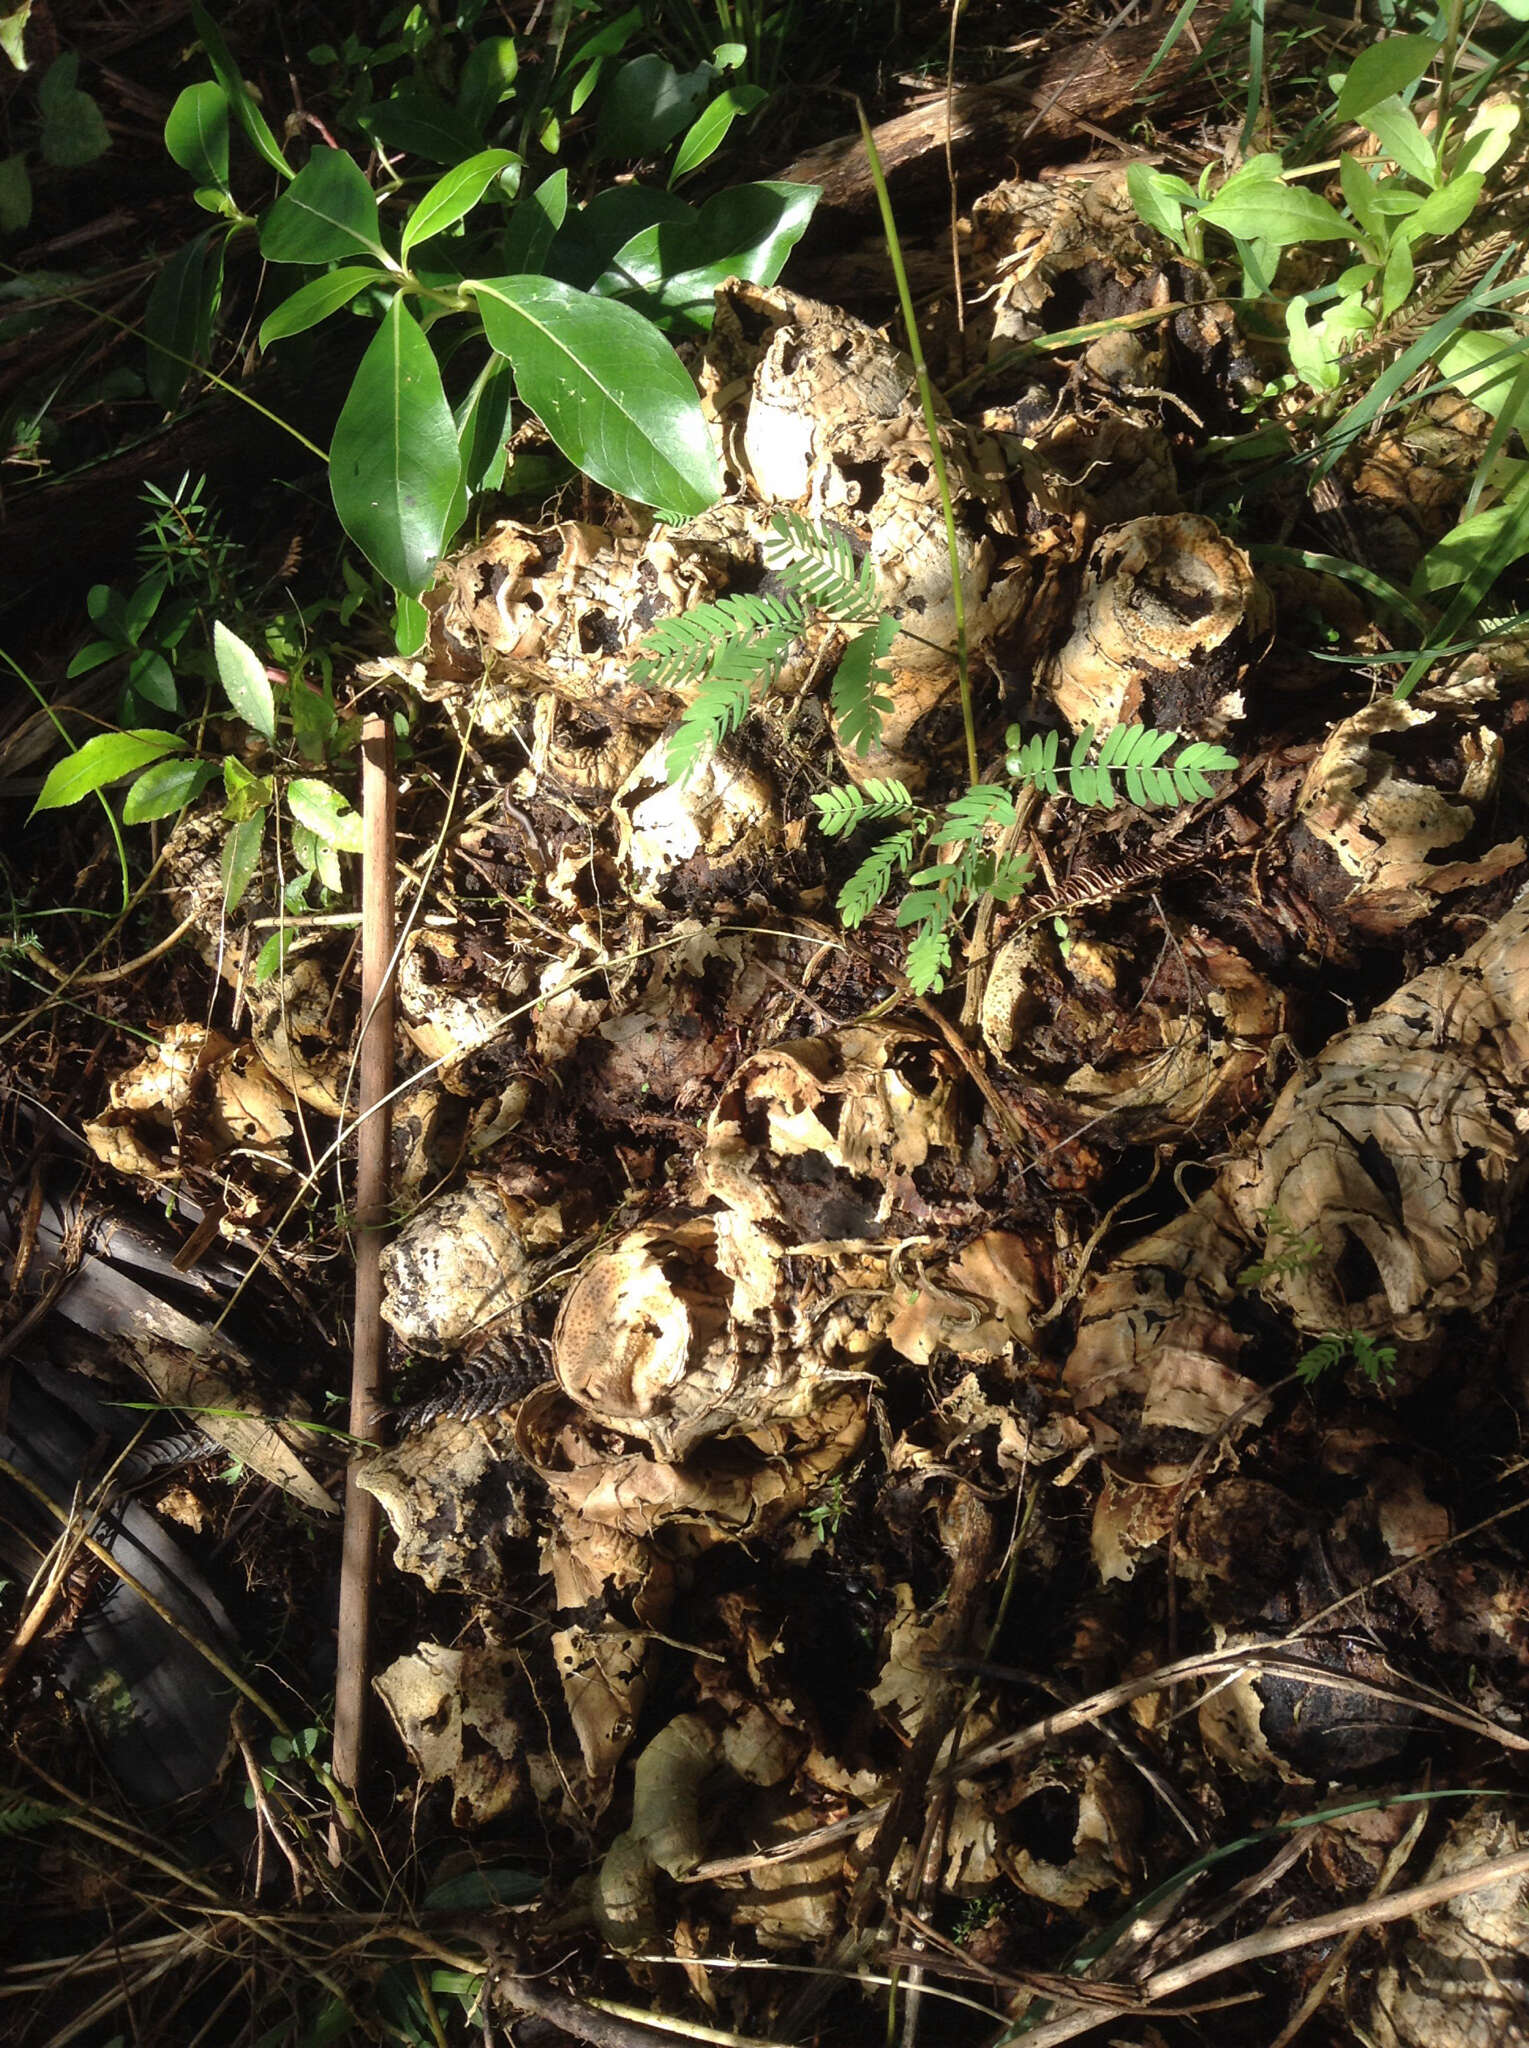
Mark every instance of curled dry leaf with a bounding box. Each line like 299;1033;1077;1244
980;920;1286;1141
1045;514;1271;739
380;1175;565;1353
83;1023;295;1180
244;952;353;1118
373;1641;526;1827
612;736;780;911
1292;677;1525;938
358;1409;536;1593
997;1752;1141;1909
967;170;1160;356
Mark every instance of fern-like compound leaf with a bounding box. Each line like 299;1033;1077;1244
763;510;879;622
838;828;917;926
632;590;806;692
937;781;1017;846
1004;727;1060;793
811;778;917;837
989;852;1035;903
0;1797;56;1839
906;923;954;995
830;613;898;757
664;673;758;785
1172;741;1239;803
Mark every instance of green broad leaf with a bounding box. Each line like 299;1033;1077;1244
330;294;460;597
1416;480;1529;591
254;929;292;983
1334;34;1437;121
401;148;518;260
472;274;720;517
165;81;229;190
189;1;291;179
1398;172;1481;246
456;36;518;135
1430;328;1529;421
669;84;769;184
597;181;819;333
1380;232;1414;319
259;266;382;347
1127;161;1192;247
1338;154;1384;249
123;569;168;638
32;729;187;815
213;620;277;739
394;590;429;655
546;182;693;290
1456;96;1521;178
144;230;225;407
65;637;120;678
1363;96;1438;186
289;680;336;763
260;150;386;265
0;153;30;234
452;352;514;507
126;648;177;711
421;1868;541;1910
0;4;30;72
221;810;266;913
359;86;482;165
122;756;216;823
502;168;567;272
287;777;363;852
38;53;110;167
713;42;747;71
1200;177;1351;245
595;54;713;160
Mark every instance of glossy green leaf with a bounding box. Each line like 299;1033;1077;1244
221;810;266;913
189;2;291;179
669;83;768;183
144;231;225;406
165;81;229;190
596;54;712;159
0;4;30;72
254;930;292;983
287;777;363;852
456;36;518;134
66;637;119;678
1364;96;1437;185
401;148;518;261
597;181;818;332
330;293;460;596
122;756;216;823
214;620;277;739
1334;34;1437;120
261;149;386;264
259;265;382;347
473;273;720;517
393;591;429;656
38;53;110;167
359;86;482;165
32;730;187;815
454;353;514;497
1200;176;1350;244
545;182;691;289
501;167;567;272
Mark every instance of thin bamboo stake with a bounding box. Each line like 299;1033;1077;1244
330;712;396;1849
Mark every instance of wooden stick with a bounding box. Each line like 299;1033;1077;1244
330;712;396;1849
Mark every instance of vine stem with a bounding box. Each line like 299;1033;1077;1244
854;101;979;790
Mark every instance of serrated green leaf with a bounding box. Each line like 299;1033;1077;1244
165;80;229;190
260;149;386;264
330;293;460;597
214;620;277;739
473;274;721;516
221;810;266;913
32;729;188;815
122;755;216;823
259;265;381;347
401;148;518;261
287;777;363;852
